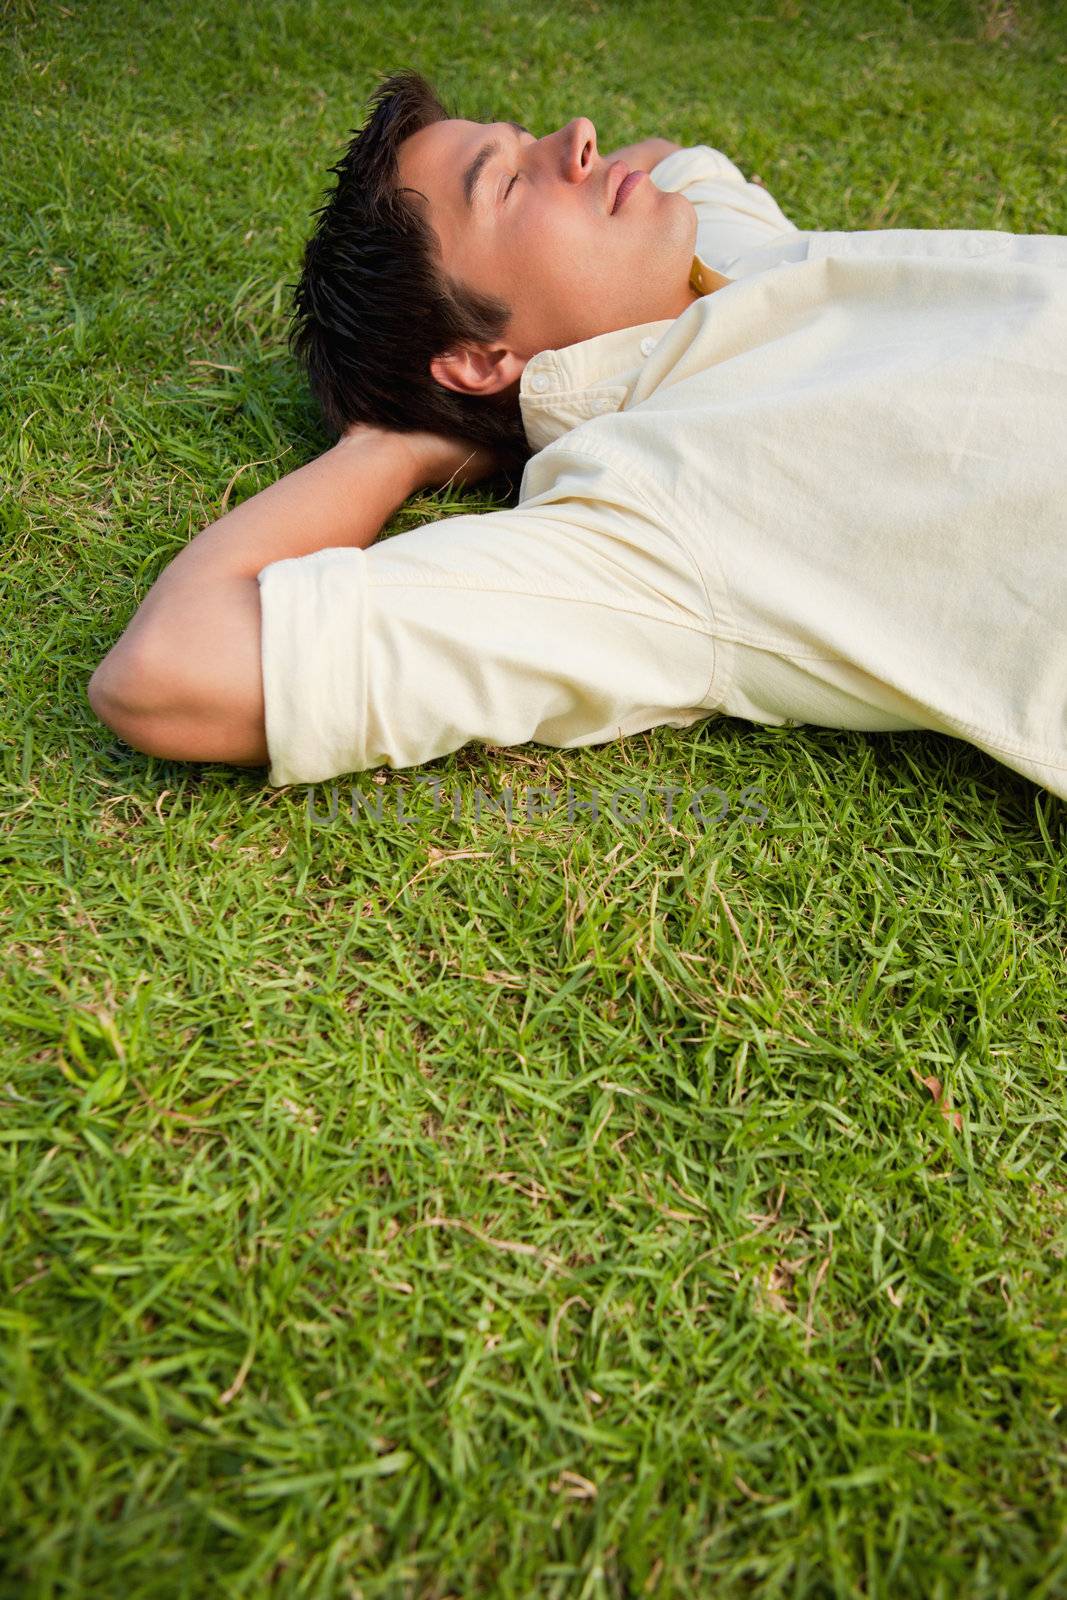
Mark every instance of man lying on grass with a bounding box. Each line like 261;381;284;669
87;70;1067;801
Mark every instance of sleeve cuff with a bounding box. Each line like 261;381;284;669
256;547;369;786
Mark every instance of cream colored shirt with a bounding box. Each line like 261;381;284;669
258;145;1067;799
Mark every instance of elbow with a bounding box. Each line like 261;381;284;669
86;651;131;731
87;641;172;757
86;622;269;769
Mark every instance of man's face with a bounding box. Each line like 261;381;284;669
396;115;698;393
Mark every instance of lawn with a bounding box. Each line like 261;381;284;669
2;0;1066;1595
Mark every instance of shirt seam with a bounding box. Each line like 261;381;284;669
523;383;631;409
931;722;1067;768
696;631;827;656
731;642;1067;764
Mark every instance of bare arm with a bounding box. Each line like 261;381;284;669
601;138;681;172
86;426;499;767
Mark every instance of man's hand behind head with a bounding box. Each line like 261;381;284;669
341;421;505;493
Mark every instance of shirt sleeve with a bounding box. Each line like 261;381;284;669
255;448;718;786
650;143;799;271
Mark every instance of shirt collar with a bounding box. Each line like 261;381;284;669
519;251;731;451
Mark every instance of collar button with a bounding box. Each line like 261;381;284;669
640;336;657;357
529;373;550;394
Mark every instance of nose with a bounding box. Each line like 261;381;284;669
558;116;597;183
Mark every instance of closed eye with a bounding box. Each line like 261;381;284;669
504;126;532;202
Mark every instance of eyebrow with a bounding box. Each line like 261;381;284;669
462;121;530;212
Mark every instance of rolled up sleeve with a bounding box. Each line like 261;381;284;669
256;452;718;786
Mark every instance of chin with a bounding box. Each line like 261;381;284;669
671;189;699;247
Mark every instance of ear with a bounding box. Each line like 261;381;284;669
430;343;527;397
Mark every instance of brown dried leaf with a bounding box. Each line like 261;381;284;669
552;1469;597;1499
912;1069;964;1130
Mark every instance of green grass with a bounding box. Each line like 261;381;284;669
2;0;1066;1595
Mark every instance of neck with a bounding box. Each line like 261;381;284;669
669;281;704;317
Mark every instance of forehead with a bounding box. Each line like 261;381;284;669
397;116;521;220
398;118;480;189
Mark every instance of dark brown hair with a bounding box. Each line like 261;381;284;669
289;70;531;474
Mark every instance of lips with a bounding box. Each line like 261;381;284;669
610;166;645;214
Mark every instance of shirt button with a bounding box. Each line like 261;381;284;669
595;396;614;413
640;336;657;357
529;373;550;394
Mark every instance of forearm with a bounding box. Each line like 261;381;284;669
87;422;501;766
601;137;680;172
152;430;419;588
111;428;422;655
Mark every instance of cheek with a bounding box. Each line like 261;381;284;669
509;208;609;328
531;212;603;287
